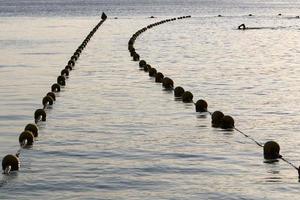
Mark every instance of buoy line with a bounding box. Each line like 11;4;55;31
1;12;108;177
128;15;300;180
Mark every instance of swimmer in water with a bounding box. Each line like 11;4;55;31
238;24;246;30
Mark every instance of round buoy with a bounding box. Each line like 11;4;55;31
24;123;38;137
42;95;54;107
149;68;157;77
61;69;69;77
144;64;151;72
195;99;208;112
65;65;72;71
2;154;19;172
221;115;234;129
57;75;66;86
47;92;56;101
263;141;281;159
211;111;224;127
68;60;75;67
51;83;61;92
19;131;34;146
139;60;147;68
155;72;164;83
182;91;193;103
133;53;140;61
174;86;185;97
162;77;174;90
34;109;46;122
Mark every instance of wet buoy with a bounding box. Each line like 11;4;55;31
61;69;69;77
263;141;281;159
101;12;107;20
133;53;140;61
155;72;164;83
182;91;193;103
2;154;19;173
149;68;157;77
174;86;185;97
42;95;54;107
162;77;174;90
57;75;66;86
221;115;234;129
195;99;208;112
68;60;75;67
24;123;38;137
47;92;56;101
65;65;72;71
139;60;147;68
211;111;224;127
19;131;34;146
34;109;46;122
144;64;151;72
51;83;61;92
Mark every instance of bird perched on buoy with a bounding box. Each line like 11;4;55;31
101;12;107;20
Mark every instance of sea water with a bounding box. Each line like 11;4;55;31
1;0;300;199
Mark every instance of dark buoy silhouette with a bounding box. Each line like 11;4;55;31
174;86;185;97
57;75;66;86
139;60;147;68
68;60;75;67
155;72;164;83
263;141;281;159
61;69;69;77
24;123;38;137
2;154;20;173
182;91;193;103
19;131;34;146
34;109;46;122
149;68;157;77
101;12;107;20
51;83;61;92
65;65;72;71
162;77;174;90
221;115;234;129
133;53;140;61
47;92;56;101
144;64;151;72
238;24;246;30
42;95;54;108
195;99;208;112
211;111;224;127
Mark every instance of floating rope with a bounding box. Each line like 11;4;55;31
1;12;108;176
128;15;300;180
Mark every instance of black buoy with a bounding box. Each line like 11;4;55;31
182;91;193;103
263;141;281;160
139;60;147;68
34;109;46;122
2;154;20;173
57;75;66;86
101;12;107;20
133;53;140;61
65;65;72;71
42;95;54;108
162;77;174;90
195;99;208;112
51;83;61;92
155;72;164;83
211;111;224;127
221;115;235;129
143;64;151;72
24;123;38;137
61;69;69;77
19;131;34;146
47;92;56;101
149;68;157;77
68;60;75;67
174;86;185;97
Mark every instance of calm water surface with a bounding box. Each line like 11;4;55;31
1;1;300;199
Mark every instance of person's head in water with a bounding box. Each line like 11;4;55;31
238;24;246;30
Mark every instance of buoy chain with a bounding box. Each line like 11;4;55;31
1;12;108;175
128;16;300;179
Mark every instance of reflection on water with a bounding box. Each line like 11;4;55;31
1;1;300;199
